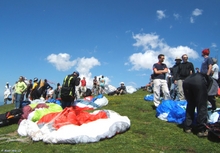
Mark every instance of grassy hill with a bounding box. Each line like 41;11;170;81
0;90;220;153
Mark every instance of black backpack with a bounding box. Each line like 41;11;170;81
61;75;74;97
82;88;92;97
0;109;23;127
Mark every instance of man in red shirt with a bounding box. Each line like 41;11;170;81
80;77;87;96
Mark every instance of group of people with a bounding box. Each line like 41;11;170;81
3;71;112;110
152;48;219;137
4;76;28;109
3;77;56;109
91;75;106;95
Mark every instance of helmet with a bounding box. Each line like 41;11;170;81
74;71;79;76
34;77;38;82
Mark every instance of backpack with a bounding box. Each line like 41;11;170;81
82;88;92;97
31;79;44;99
61;75;74;97
0;109;23;127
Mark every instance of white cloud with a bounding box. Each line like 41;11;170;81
75;57;101;88
132;33;166;50
156;10;166;19
47;53;77;71
125;30;131;33
192;8;203;16
190;42;198;47
211;43;217;48
190;8;203;23
190;17;194;23
75;57;100;74
47;53;102;88
173;13;180;20
128;33;199;70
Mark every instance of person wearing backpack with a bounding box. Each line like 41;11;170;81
41;79;51;99
61;71;81;109
30;77;40;100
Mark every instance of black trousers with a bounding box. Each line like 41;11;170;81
61;95;74;109
183;73;208;132
208;95;216;110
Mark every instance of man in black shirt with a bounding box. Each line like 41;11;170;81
174;54;195;100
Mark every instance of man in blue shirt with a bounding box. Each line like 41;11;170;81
152;54;171;107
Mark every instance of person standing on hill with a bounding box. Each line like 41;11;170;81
99;75;105;94
92;76;98;95
30;77;39;100
54;83;62;99
211;58;219;82
42;79;52;99
80;77;87;96
170;57;182;100
61;71;80;109
174;54;195;100
201;50;218;112
15;76;27;109
152;54;171;107
4;82;12;105
25;79;33;101
11;82;17;104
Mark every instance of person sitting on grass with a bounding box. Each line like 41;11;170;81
114;82;127;96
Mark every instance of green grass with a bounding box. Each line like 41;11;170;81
0;90;220;153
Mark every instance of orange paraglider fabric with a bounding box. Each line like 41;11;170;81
37;106;108;130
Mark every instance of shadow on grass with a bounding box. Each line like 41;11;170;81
151;105;157;110
177;123;220;142
207;132;220;142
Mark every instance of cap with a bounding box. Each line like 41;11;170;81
212;58;217;64
120;82;124;85
6;82;9;84
175;57;182;61
202;48;210;56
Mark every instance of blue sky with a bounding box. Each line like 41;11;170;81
1;0;219;100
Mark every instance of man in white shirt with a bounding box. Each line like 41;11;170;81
4;82;11;105
211;58;219;82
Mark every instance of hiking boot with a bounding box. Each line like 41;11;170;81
184;129;192;134
197;130;208;137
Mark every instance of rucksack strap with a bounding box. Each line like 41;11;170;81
63;75;74;87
